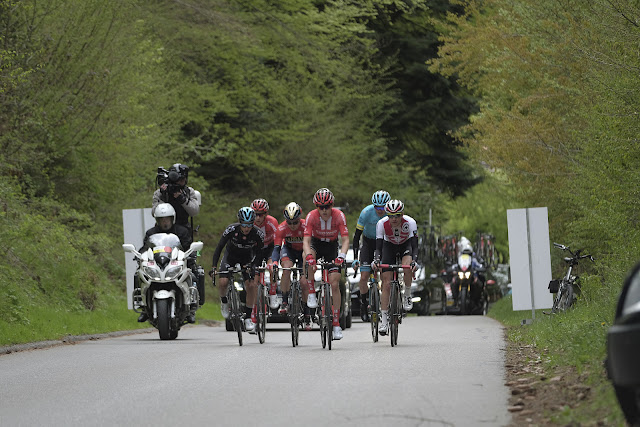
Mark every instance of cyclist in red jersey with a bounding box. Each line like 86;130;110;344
303;188;350;340
251;198;280;310
270;202;313;328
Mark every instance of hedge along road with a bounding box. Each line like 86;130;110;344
0;316;510;426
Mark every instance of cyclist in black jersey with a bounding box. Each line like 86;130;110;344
210;207;265;333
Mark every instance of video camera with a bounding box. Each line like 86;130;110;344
156;166;184;195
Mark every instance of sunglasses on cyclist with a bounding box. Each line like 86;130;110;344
287;220;300;225
240;222;254;228
387;213;403;217
255;212;266;217
316;204;332;210
374;206;385;211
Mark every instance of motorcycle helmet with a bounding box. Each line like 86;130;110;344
250;198;269;213
237;206;256;224
607;261;640;425
384;199;404;215
283;202;302;221
313;188;334;206
154;203;176;231
371;190;391;207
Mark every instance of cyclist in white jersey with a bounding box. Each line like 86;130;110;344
371;199;418;335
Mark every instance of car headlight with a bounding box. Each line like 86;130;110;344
142;265;162;280
165;266;183;280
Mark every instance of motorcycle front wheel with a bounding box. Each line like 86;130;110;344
156;299;174;340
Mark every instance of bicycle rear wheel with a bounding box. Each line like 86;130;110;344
257;284;267;344
290;281;300;347
557;282;574;312
390;281;400;347
320;285;327;349
229;288;243;346
369;285;379;343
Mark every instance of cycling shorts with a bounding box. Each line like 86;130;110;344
358;237;376;272
281;245;303;267
310;237;340;273
380;240;412;272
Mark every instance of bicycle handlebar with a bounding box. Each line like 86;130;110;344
554;243;595;262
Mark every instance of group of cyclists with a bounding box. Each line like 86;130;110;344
209;188;420;341
140;163;421;342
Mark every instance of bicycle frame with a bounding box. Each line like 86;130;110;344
278;266;304;347
255;264;269;344
380;263;413;347
214;263;251;346
550;243;594;314
314;259;337;350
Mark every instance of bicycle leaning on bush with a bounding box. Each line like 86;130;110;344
547;243;594;314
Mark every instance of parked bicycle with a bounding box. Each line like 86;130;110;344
212;263;251;346
548;243;594;313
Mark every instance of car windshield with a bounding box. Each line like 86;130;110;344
147;233;182;252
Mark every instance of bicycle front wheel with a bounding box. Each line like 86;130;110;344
557;282;574;312
229;288;243;346
257;284;267;344
390;281;400;347
369;285;379;343
290;282;300;347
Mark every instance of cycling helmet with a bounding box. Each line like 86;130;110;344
313;188;334;206
237;206;256;223
154;203;176;223
250;198;269;213
283;202;302;221
384;199;404;215
371;190;391;207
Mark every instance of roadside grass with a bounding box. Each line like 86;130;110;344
489;294;626;425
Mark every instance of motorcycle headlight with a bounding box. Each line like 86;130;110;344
458;272;464;279
165;266;183;280
142;265;162;280
465;272;471;279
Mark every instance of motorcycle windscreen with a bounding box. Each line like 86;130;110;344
147;233;182;250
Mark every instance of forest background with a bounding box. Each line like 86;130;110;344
1;0;638;424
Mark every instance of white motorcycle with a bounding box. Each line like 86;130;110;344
123;233;204;340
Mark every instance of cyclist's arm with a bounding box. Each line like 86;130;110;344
352;227;363;260
211;226;233;267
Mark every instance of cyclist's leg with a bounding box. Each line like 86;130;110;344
280;257;293;312
358;237;375;298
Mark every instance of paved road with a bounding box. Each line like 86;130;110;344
0;315;510;426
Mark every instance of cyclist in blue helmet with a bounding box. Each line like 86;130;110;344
210;207;265;333
351;190;390;321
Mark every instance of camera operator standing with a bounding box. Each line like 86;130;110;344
152;163;204;306
152;163;200;232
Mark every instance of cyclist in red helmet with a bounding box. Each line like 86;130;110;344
371;199;419;336
250;198;280;310
303;188;350;340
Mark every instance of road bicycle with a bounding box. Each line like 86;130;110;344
379;262;413;347
548;243;594;313
367;272;381;343
275;265;304;347
312;259;338;350
255;263;270;344
213;263;250;346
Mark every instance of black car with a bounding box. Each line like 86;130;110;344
410;267;447;316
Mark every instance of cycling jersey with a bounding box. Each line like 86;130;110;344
271;219;306;262
211;223;265;268
356;204;385;239
256;215;279;247
304;208;349;242
375;215;418;245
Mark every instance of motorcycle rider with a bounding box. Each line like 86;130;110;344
250;198;279;309
136;203;196;324
351;190;390;321
210;207;265;333
371;199;419;336
450;241;484;306
152;163;205;305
